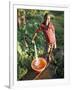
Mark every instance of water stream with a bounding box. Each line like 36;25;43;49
34;43;39;66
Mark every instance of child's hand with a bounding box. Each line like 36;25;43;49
32;40;35;44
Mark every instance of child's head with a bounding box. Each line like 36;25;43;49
44;13;51;26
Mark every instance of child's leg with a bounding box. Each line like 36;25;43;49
48;44;55;63
48;44;52;62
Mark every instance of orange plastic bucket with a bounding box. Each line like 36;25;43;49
31;57;47;73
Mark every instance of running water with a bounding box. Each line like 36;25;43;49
34;43;39;66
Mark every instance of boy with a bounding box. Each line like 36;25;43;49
32;13;57;62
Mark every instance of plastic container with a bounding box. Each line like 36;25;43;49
31;57;47;73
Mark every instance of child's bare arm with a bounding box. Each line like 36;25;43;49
52;24;55;33
32;25;42;44
54;41;57;49
52;24;57;48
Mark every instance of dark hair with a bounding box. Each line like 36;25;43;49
44;13;50;20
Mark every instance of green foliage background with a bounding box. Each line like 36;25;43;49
17;9;64;80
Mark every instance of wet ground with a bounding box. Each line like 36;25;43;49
19;48;64;80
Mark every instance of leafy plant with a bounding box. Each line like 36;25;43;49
17;9;64;80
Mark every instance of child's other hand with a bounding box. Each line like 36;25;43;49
54;43;57;49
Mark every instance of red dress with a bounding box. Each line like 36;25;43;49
35;22;56;44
